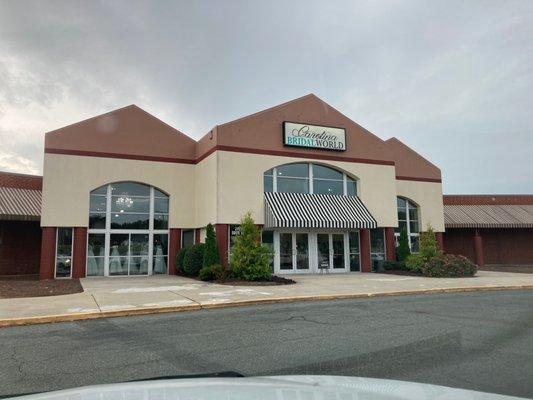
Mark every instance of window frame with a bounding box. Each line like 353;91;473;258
394;197;420;252
87;183;169;277
264;163;357;196
55;227;74;279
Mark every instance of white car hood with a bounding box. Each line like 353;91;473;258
11;375;525;400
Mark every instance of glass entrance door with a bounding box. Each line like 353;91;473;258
317;234;330;270
279;232;309;272
332;234;345;269
316;233;347;271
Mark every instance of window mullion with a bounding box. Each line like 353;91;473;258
309;163;313;194
343;173;347;196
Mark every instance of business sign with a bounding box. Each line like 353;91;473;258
283;122;346;151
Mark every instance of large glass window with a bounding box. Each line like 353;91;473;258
182;229;195;248
263;163;357;196
55;228;73;278
395;197;420;252
370;228;386;272
87;182;169;276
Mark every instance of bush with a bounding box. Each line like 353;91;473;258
406;224;441;272
421;254;477;277
199;264;228;281
203;223;220;268
396;227;411;262
183;243;205;276
230;212;272;281
176;246;189;273
383;260;407;271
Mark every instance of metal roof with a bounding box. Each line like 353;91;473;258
444;204;533;228
0;187;41;221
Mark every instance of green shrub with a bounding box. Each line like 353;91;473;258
176;246;189;273
405;253;425;272
203;223;220;268
183;243;205;276
406;224;441;272
199;264;228;281
230;212;272;281
396;227;411;262
383;260;407;271
421;254;477;277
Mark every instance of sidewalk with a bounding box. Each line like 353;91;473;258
1;271;533;327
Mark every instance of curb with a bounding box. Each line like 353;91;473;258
1;284;532;328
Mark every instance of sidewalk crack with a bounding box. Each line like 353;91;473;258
168;290;202;308
91;294;102;312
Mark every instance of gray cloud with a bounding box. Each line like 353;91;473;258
0;0;531;193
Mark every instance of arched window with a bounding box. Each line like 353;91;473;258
263;163;357;196
87;182;169;276
395;197;420;252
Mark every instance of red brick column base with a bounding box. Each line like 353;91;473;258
436;232;444;252
168;228;181;275
195;228;201;244
385;227;395;261
215;224;229;267
359;229;371;272
39;227;56;280
72;227;87;278
473;230;484;267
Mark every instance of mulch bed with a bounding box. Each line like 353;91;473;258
0;275;84;298
176;271;295;286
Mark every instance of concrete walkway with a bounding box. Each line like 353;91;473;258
1;271;533;327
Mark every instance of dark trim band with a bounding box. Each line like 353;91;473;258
396;175;442;183
45;148;197;164
46;145;397;167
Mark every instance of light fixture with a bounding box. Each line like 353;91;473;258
115;196;134;208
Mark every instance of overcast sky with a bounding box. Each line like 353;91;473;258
0;0;532;194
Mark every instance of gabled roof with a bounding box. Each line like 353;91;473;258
45;105;197;162
197;94;395;165
385;137;441;181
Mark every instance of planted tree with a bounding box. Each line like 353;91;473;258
203;223;220;268
396;227;411;262
230;212;271;281
406;224;441;272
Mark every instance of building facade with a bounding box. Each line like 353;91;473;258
2;94;449;278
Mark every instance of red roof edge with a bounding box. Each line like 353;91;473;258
443;194;533;205
0;171;43;190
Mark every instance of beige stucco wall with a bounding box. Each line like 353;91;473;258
41;151;444;232
41;154;196;228
395;180;445;232
216;151;398;227
195;152;218;228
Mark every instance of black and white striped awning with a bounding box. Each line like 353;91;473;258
264;192;377;229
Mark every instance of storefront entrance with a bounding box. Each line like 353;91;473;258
273;230;360;274
279;232;309;272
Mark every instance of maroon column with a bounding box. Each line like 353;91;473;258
359;229;371;272
72;227;87;278
473;229;484;266
385;227;395;261
168;228;181;275
436;232;444;252
215;224;229;267
195;228;201;244
39;227;56;280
